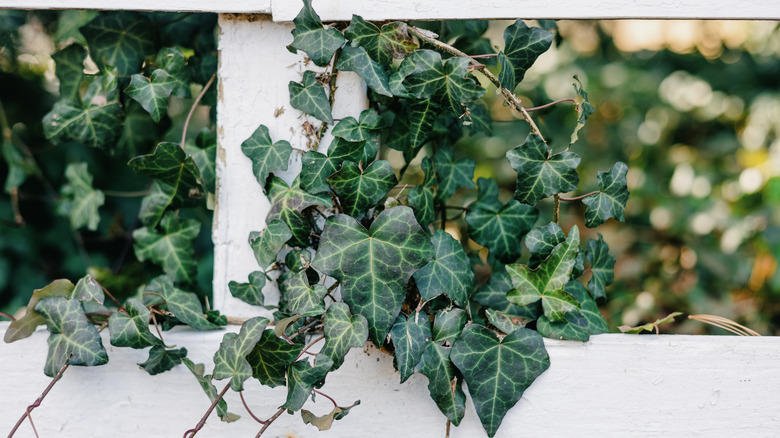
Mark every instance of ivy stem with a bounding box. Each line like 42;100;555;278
446;419;451;438
102;189;151;197
181;72;216;149
525;98;576;112
445;205;470;211
7;362;69;438
559;190;600;202
553;194;560;224
295;334;325;361
311;388;339;409
97;281;124;311
254;408;285;438
0;311;16;321
182;382;231;438
468;53;498;59
239;391;267;424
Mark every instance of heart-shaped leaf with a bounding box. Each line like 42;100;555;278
249;219;292;269
583;161;630;228
336;45;393;97
125;69;176;122
43;97;122;151
465;196;538;263
213;317;269;391
133;213;200;284
80;12;156;75
433;149;476;202
289;0;345;67
153;277;219;330
247;331;303;387
156;47;191;98
389;313;431;382
327;159;397;219
413;230;475;306
139;346;187;375
419;341;466;425
403;49;485;114
320;302;369;370
331;109;383;142
497;20;552;91
344;16;417;65
280;270;327;317
267;175;332;247
289;70;333;124
228;271;267;307
507;133;580;205
108;298;163;348
241;124;293;186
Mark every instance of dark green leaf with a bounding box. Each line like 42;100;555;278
213;317;269;391
182;358;240;422
57;162;104;231
266;175;332;247
125;69;175;122
451;325;550;437
507;133;580;205
344;16;417;65
537;281;608;340
498;20;552;91
433;149;475;201
80;12;157;75
586;234;615;300
281;270;327;317
313;207;433;344
289;70;333;124
284;354;334;411
52;44;85;103
570;75;595;144
2;139;38;194
408;99;439;148
331;109;383;142
408;157;436;229
228;271;267;307
387;49;428;98
289;0;345;67
249;219;292;269
403;49;485;114
184;130;217;193
154;276;218;330
247;331;303;387
583;161;630;228
109;298;162;348
470;177;503;212
336;45;392;97
320;302;368;369
133;213;200;284
42;99;122;150
419;341;466;425
54;10;98;45
465;199;538;263
486;309;528;334
71;274;106;314
328;136;367;162
465;101;492;135
389;313;431;383
240;124;293;186
525;222;565;268
157;47;191;98
139;346;187;375
473;270;534;317
431;308;467;343
413;230;474;306
117;100;158;158
327;160;397;219
285;249;313;273
300;151;338;194
4;279;74;343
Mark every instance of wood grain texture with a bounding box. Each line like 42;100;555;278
2;324;779;437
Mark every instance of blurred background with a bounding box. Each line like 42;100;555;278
1;11;779;334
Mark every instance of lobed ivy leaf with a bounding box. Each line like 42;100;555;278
331;109;383;142
157;47;191;98
4;279;74;343
153;276;219;330
486;309;528;334
280;270;327;317
465;198;538;264
408;157;436;229
327;160;397;219
249;219;292;269
57;162;104;231
470;177;503;212
246;331;303;387
389;313;431;383
336;45;393;97
182;358;240;422
319;303;369;370
266;176;332;247
71;273;106;309
466;101;492;136
283;354;334;412
54;10;97;45
228;271;267;307
133;213;200;284
388;49;429;98
34;296;109;377
42;97;122;151
586;234;615;300
431;308;467;343
506;133;580;205
570;76;595;144
433;149;476;202
451;325;550;437
301;401;360;431
125;69;176;122
313;207;433;344
213;317;269;391
117;101;158;158
139;346;187;375
289;0;345;67
108;298;162;349
525;222;565;268
52;44;85;103
80;12;157;75
506;226;581;322
419;341;466;425
473;270;538;317
408;99;439;149
289;70;333;124
344;16;417;65
300;151;338;194
583;161;630;228
536;281;609;341
403;49;485;114
328;136;367;162
497;20;553;91
413;230;474;306
184;130;217;193
240;124;293;186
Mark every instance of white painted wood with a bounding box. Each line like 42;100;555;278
0;0;270;12
2;324;779;437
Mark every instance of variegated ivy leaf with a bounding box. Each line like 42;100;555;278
153;276;219;330
313;207;434;345
228;271;267;307
289;70;333;124
336;45;393;97
4;279;74;343
289;0;345;67
344;16;417;65
266;175;332;247
506;226;581;322
109;298;163;349
585;234;615;300
536;281;609;341
413;230;474;306
52;44;85;103
34;296;109;377
125;69;176;122
80;12;156;75
246;331;303;387
402;49;485;114
583;161;630;228
431;308;467;343
213;317;269;391
240;124;293;186
184;130;217;193
570;75;595;144
331;109;383;142
320;302;369;370
139;346;187;375
497;20;553;91
133;213;200;284
280;270;327;317
283;354;334;412
433;149;476;202
389;313;431;383
249;219;292;269
182;358;240;422
451;325;550;437
58;162;105;231
157;47;191;98
506;133;580;206
327;160;397;219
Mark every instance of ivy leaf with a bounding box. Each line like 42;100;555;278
266;176;332;247
536;281;608;341
328;136;367;162
117;101;158;158
57;162;104;231
213;317;269;391
586;234;615;300
34;296;109;377
133;213;200;284
408;99;439;149
583;162;630;228
433;149;476;201
313;207;434;345
389;313;431;383
139;346;187;375
413;230;474;306
506;133;580;205
184;130;217;193
108;298;162;349
344;16;417;65
525;222;565;268
387;49;427;98
451;325;550;437
403;49;485;114
52;44;85;103
80;12;157;75
331;109;383;142
336;45;393;97
228;271;267;307
497;20;552;91
283;354;334;412
408;157;436;229
319;302;369;369
246;331;303;387
153;276;219;330
281;270;327;317
286;249;313;274
570;75;595;144
301;401;360;431
486;309;528;334
240;124;293;186
466;101;492;136
4;279;74;343
431;308;467;343
42;98;122;150
473;270;536;317
327;160;397;219
182;358;240;422
419;342;466;425
157;47;191;98
289;70;333;124
465;199;538;263
300;151;338;194
289;0;345;67
506;226;581;322
125;69;176;122
470;177;503;213
249;219;292;269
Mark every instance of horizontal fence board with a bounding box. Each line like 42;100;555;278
0;0;270;12
2;324;779;437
